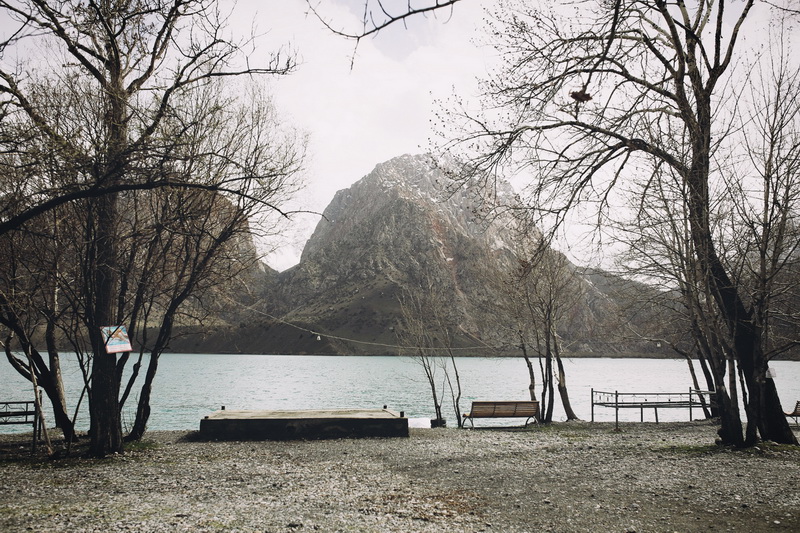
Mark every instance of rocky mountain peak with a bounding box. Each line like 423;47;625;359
301;153;518;265
171;154;652;356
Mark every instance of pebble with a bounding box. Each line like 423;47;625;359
0;420;798;532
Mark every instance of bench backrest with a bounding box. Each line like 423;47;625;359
470;401;539;418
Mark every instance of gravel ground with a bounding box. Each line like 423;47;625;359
1;420;799;532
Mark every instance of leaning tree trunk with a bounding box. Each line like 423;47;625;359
519;337;538;402
685;123;793;445
553;340;579;421
444;352;463;428
126;352;158;442
44;325;77;441
682;354;712;419
542;337;555;423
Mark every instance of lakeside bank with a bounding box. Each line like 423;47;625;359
1;420;799;532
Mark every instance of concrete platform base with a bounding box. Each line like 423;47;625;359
199;408;409;440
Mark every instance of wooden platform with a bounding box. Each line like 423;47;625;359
199;408;409;440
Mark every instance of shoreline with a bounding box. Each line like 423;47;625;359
2;420;799;532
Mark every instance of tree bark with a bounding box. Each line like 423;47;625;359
519;339;537;402
554;345;579;421
88;198;124;457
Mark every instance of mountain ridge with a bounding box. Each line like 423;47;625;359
167;154;661;356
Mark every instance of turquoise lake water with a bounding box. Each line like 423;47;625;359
2;354;799;432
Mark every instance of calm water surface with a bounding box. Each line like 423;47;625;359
2;354;799;432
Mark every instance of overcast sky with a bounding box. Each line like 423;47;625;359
234;1;781;272
234;0;496;270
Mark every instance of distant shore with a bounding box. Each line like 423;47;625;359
159;349;800;360
2;420;799;532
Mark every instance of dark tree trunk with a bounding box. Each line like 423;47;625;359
520;339;537;402
714;384;745;447
126;352;159;441
554;350;579;421
543;343;554;423
733;327;797;444
87;190;124;457
44;324;76;441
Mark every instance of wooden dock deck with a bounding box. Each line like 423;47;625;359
199;408;409;440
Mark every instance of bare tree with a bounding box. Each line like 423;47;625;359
612;16;800;440
0;186;87;441
615;166;741;427
508;237;582;422
0;1;301;457
730;30;800;365
435;0;797;446
396;277;463;427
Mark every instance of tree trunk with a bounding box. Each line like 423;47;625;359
126;351;159;441
554;343;579;421
682;355;712;419
520;339;537;402
704;344;745;446
87;191;124;457
714;384;745;447
733;328;797;444
543;341;554;423
445;353;463;428
44;324;76;441
421;354;443;422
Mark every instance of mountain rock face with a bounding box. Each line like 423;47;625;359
170;153;654;355
269;154;524;354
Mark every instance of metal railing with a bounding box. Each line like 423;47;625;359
0;393;44;452
591;388;716;429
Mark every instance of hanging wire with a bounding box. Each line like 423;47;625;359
223;295;505;354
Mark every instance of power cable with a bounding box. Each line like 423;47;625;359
224;295;505;354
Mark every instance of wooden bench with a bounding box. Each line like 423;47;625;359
462;400;539;428
785;401;800;425
0;399;42;452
